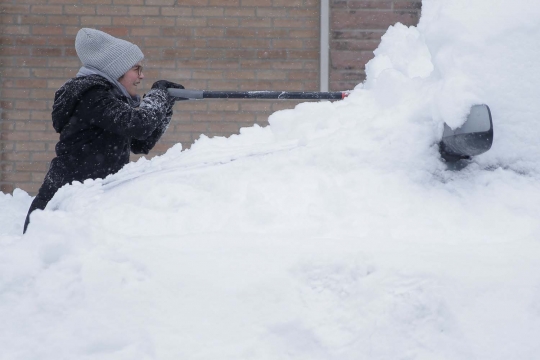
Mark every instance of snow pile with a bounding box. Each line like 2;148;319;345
2;0;540;359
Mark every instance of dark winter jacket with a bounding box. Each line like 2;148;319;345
23;74;174;233
47;74;172;189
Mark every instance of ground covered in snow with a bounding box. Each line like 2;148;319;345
2;0;540;359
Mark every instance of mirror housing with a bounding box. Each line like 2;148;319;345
439;104;493;162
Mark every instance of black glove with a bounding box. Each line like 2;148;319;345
151;80;184;105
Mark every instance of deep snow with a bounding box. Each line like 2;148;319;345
2;0;540;359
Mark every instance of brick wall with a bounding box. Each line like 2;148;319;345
0;0;421;195
329;0;421;90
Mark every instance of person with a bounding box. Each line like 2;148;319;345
23;28;184;233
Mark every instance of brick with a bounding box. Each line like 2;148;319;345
0;184;15;194
81;16;112;26
331;29;385;40
207;122;241;133
288;8;319;17
143;17;176;26
393;1;422;10
223;112;258;122
2;89;30;98
160;7;192;16
129;6;160;16
49;57;80;67
16;162;49;172
1;131;30;141
289;29;318;38
240;101;271;111
113;0;143;4
0;100;14;110
1;110;31;121
15;122;48;132
332;39;380;51
16;100;48;110
2;152;31;161
0;4;30;14
194;28;224;37
32;26;64;36
272;0;303;6
273;19;307;28
174;123;208;133
224;8;255;16
192;70;223;79
131;28;161;36
207;39;239;48
176;17;207;27
1;25;30;35
240;59;273;69
241;18;272;27
0;36;15;46
172;0;207;5
224;70;255;79
257;50;287;59
145;0;176;4
257;70;286;80
174;102;207;111
288;70;318;80
48;0;85;3
113;16;145;26
31;152;56;161
330;50;374;70
241;0;272;6
47;38;75;48
256;8;287;17
331;10;419;29
191;112;223;121
163;48;193;59
177;59;210;69
47;16;80;25
31;5;63;14
240;39;271;48
143;37;176;47
273;39;303;49
2;172;32;182
272;61;303;69
208;18;239;27
17;15;47;25
31;47;62;57
162;27;192;37
64;5;96;15
209;0;239;5
349;1;392;9
224;49;256;59
0;15;15;25
193;7;224;16
96;5;128;15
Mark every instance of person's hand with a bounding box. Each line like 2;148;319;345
151;80;184;105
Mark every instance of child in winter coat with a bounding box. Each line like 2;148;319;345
23;28;183;233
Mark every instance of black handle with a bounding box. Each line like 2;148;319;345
168;88;349;100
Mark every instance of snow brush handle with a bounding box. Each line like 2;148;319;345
167;88;349;100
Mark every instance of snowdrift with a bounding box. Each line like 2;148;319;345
2;0;540;359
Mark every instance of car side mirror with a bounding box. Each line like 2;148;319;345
439;104;493;162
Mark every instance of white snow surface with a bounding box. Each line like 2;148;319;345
3;0;540;358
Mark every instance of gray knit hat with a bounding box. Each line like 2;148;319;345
75;28;144;80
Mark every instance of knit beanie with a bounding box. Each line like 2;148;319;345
75;28;144;80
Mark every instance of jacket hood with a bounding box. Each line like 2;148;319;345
51;75;112;133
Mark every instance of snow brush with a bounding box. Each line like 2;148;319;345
167;88;350;100
168;89;493;164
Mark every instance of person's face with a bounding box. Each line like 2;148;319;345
119;62;144;97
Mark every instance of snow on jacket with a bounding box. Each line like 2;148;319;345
47;74;173;190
